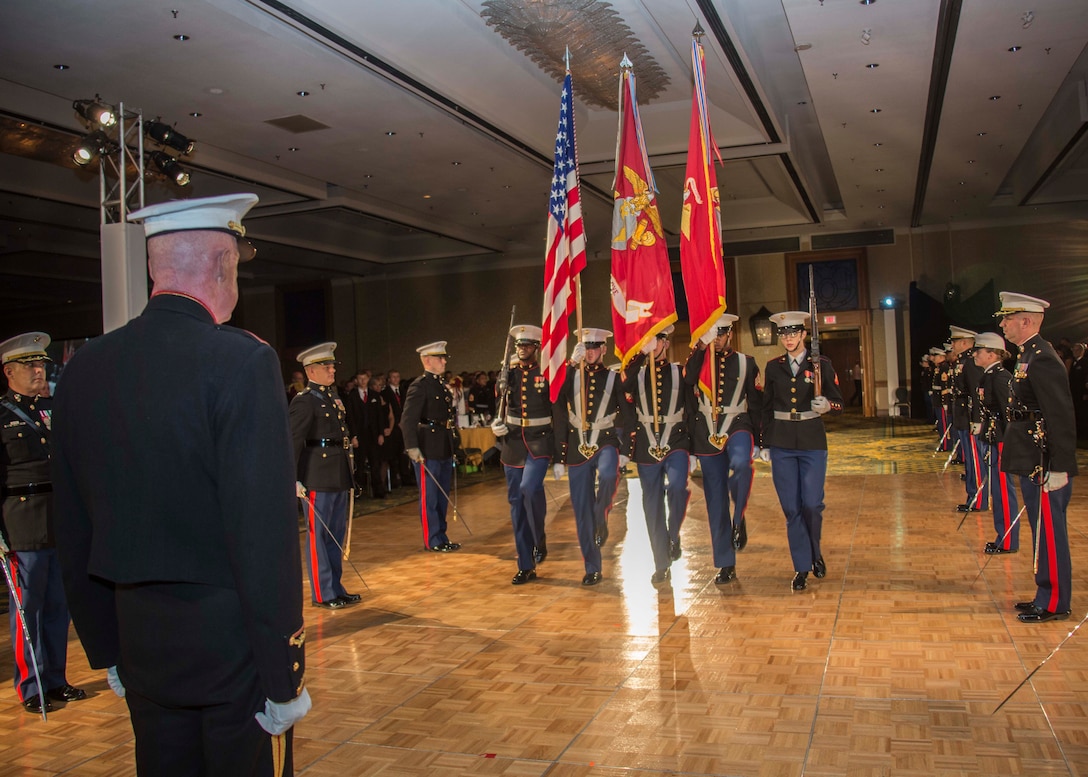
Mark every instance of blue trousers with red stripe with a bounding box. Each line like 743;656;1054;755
989;442;1019;551
698;430;755;569
961;431;988;510
1020;475;1073;614
504;455;550;571
637;450;690;575
415;458;453;549
6;549;70;701
304;490;348;604
567;445;619;575
769;447;827;574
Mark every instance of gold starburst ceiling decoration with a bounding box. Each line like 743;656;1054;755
480;0;670;110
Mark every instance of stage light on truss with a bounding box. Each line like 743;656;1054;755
150;151;191;186
72;130;111;166
73;98;117;128
144;120;195;155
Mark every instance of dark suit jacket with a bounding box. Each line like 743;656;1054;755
50;292;304;704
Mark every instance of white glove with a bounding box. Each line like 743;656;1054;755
491;420;509;437
699;328;716;346
553;463;566;480
1044;471;1069;492
811;396;831;415
689;456;698;474
751;446;761;462
255;688;312;736
970;422;982;436
295;481;306;499
570;343;586;365
407;447;423;463
619;454;630;468
641;338;656;355
107;665;125;698
759;448;771;463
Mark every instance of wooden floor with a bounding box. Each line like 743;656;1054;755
3;419;1088;776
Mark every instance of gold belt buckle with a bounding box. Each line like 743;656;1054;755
708;433;727;450
578;443;599;459
648;444;670;461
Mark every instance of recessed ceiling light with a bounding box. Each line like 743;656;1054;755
364;174;373;179
471;212;479;216
989;95;1001;101
189;112;202;117
385;131;396;136
206;87;225;95
878;205;885;209
871;108;882;113
451;161;462;166
53;64;69;70
967;159;976;164
876;188;885;193
1008;45;1021;52
797;100;808;105
422;194;431;199
959;181;965;185
288;147;299;152
977;131;988;136
296;90;310;97
865;63;879;69
875;168;884;172
173;34;190;41
873;142;883;147
860;0;876;5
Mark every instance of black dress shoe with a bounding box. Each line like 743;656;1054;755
983;543;1016;555
23;695;53;714
429;543;460;553
46;684;87;703
669;540;682;561
732;520;748;551
1014;601;1037;612
715;566;737;584
791;572;808;591
955;504;975;512
511;569;537;585
533;545;548;564
650;568;671;585
1017;606;1071;623
581;572;602;586
312;597;347;609
595;522;609;547
812;556;827;578
959;473;967;481
341;592;362;603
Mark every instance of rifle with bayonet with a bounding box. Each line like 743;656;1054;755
495;305;517;424
808;265;822;393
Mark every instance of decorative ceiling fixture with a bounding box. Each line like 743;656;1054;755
480;0;669;110
1021;11;1034;28
861;28;872;45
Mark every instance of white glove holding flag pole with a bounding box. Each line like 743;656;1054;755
619;454;630;468
107;666;126;697
641;339;656;355
570;343;586;365
553;463;566;480
699;328;716;346
255;688;312;736
689;456;698;474
811;396;831;415
759;448;771;463
1044;472;1069;492
970;422;982;436
407;447;423;463
490;419;509;437
751;446;762;462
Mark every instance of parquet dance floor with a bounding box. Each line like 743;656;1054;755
3;417;1088;775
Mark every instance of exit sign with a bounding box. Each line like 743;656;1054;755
823;315;837;325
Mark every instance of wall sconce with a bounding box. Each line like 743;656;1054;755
749;305;775;347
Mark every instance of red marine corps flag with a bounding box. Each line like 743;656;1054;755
610;56;677;367
541;66;587;402
680;30;727;397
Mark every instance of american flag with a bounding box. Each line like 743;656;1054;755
541;72;586;402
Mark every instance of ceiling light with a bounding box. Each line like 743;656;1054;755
72;130;111;166
451;161;462;166
873;142;883;147
860;0;876;4
173;34;190;41
145;120;195;155
875;168;884;172
296;90;310;97
876;188;885;193
422;194;431;199
54;64;69;70
189;112;202;117
865;63;879;69
797;100;808;105
150;151;190;186
989;95;1001;101
871;108;882;113
1008;45;1021;52
967;159;976;164
977;131;988;136
288;147;299;152
73;98;117;128
385;131;396;136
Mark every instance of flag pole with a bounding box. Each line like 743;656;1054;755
692;25;719;423
567;47;588;433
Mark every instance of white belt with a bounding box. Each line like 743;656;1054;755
505;415;551;428
638;411;684;424
774;410;818;421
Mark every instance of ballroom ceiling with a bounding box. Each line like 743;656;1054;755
1;0;1086;326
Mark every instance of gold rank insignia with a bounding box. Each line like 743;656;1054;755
289;627;306;648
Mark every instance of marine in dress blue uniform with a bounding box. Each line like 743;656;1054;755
52;194;308;776
491;325;555;585
997;292;1078;622
554;328;626;586
760;311;843;591
620;326;693;586
0;333;86;715
684;314;762;585
972;332;1020;554
400;341;461;553
289;341;360;610
950;327;988;512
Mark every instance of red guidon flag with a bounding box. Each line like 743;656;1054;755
680;36;727;397
541;71;586;402
610;60;676;368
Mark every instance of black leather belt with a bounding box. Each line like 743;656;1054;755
306;438;350;449
2;482;52;497
1007;409;1041;422
421;420;455;430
